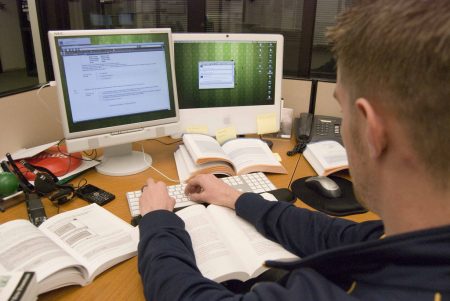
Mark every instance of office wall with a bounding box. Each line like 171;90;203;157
281;78;311;116
0;87;62;156
315;81;340;117
281;79;339;118
0;79;338;156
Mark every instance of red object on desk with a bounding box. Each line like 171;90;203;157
16;145;82;180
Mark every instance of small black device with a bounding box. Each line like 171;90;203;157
76;184;115;206
48;185;76;205
131;215;142;227
26;193;47;226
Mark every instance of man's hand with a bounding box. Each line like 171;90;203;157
139;178;175;216
185;174;242;209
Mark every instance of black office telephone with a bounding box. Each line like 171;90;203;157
298;113;342;144
287;113;342;156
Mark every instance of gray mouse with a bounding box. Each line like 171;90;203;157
305;176;342;198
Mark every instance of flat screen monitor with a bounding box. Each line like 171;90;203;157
48;28;180;176
173;33;284;136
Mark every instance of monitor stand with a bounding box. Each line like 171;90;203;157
96;143;152;176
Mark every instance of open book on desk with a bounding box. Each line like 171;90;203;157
175;134;287;181
303;140;348;176
176;204;299;283
0;204;138;295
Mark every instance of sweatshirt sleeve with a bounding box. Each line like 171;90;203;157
235;193;384;257
138;209;236;300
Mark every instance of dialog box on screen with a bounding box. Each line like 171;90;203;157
198;61;235;89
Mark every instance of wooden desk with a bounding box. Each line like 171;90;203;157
0;136;378;300
0;137;298;300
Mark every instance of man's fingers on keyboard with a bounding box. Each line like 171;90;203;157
184;184;202;195
186;191;202;202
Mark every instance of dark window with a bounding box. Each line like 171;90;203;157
36;0;351;82
0;0;39;97
310;0;353;79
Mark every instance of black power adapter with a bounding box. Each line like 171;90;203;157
26;193;47;226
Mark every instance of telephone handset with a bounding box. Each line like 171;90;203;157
297;112;314;141
288;113;342;156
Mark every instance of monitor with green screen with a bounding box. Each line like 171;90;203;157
173;33;284;136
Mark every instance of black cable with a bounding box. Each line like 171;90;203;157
150;138;183;145
287;138;310;156
287;143;305;156
76;178;88;190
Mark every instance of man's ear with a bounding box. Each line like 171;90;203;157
355;98;387;158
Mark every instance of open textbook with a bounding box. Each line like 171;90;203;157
175;134;287;181
303;140;348;176
176;204;299;282
0;204;138;295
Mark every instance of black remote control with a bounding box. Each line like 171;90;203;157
76;184;115;206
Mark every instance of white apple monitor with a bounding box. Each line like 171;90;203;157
173;33;284;136
48;28;180;176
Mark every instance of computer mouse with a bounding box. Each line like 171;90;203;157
305;176;342;198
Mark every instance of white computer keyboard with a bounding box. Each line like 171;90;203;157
126;172;277;217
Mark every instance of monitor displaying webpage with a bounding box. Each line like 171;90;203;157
174;40;277;109
59;39;170;122
54;33;176;133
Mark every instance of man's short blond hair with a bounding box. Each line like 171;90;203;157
327;0;450;188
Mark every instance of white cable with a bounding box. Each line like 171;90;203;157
36;82;61;125
138;143;180;183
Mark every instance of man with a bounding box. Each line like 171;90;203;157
138;0;450;300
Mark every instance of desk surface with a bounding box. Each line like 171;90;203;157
0;136;379;300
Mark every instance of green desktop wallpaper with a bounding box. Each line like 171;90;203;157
175;41;276;109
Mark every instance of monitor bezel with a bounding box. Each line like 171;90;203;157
48;28;179;140
172;33;284;136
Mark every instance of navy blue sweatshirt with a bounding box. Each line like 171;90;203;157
138;193;450;300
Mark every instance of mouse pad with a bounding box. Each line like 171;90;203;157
290;176;368;216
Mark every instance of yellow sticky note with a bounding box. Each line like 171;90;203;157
186;125;209;135
273;152;282;162
257;112;278;135
215;127;237;145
